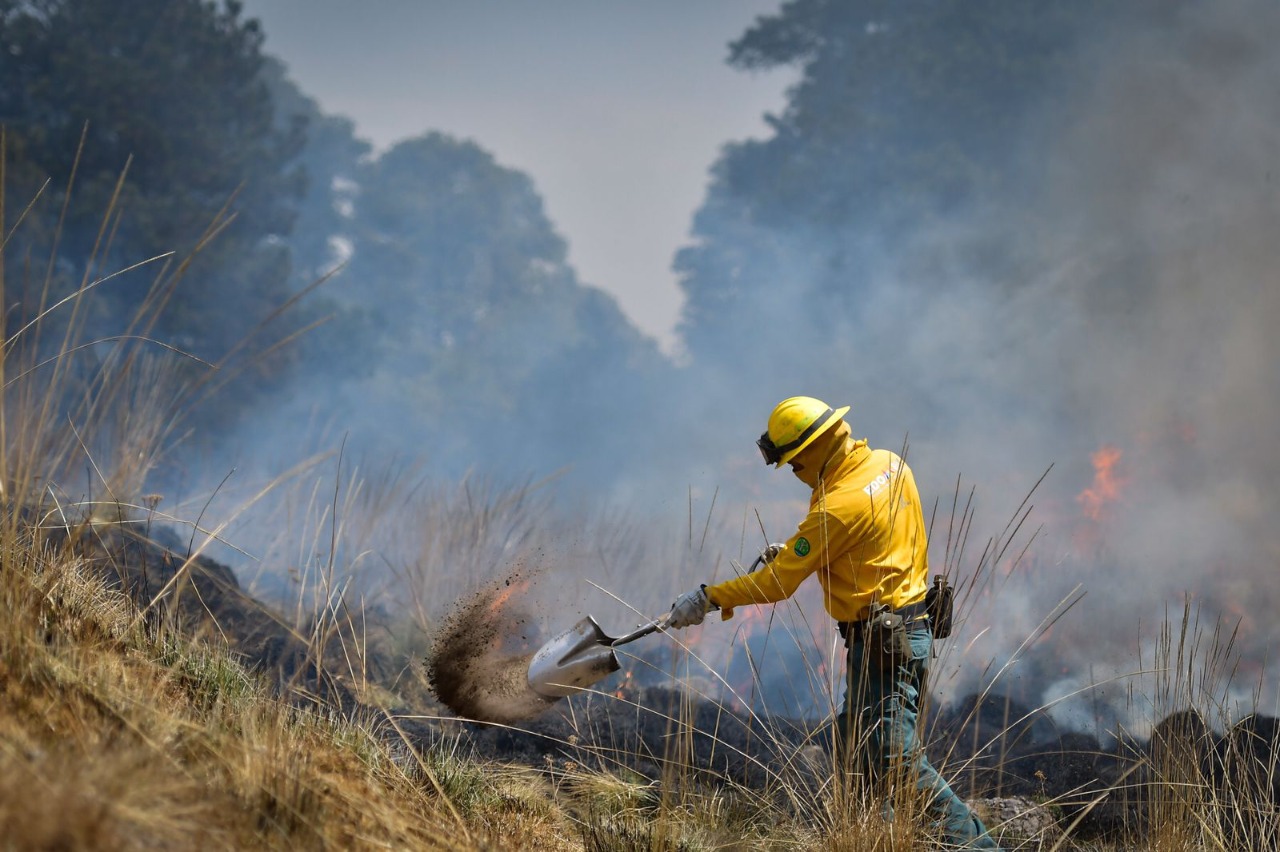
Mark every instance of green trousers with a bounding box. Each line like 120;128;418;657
834;625;1002;850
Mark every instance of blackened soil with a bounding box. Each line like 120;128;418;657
65;523;360;710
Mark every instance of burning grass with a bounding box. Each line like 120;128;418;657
5;372;1280;850
62;461;1280;850
3;152;1279;851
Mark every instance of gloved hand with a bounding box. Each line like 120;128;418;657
750;542;788;572
668;586;711;629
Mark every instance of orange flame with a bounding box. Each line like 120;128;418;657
734;603;772;632
1077;445;1127;521
722;604;783;709
486;578;531;618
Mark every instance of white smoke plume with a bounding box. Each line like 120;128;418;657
871;3;1280;733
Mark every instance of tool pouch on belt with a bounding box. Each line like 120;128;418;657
924;575;955;639
864;604;913;671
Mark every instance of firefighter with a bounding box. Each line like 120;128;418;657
668;396;1001;850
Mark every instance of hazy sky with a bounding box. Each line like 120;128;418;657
239;0;793;352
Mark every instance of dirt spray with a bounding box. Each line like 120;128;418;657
424;571;558;723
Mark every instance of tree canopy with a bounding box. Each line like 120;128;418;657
673;1;1125;408
1;0;676;490
0;0;309;407
332;133;670;483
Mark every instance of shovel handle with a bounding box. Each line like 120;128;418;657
609;615;670;647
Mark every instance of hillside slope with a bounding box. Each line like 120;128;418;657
0;519;578;850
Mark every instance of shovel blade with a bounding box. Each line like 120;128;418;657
527;616;621;698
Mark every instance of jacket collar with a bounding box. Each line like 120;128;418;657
811;438;871;499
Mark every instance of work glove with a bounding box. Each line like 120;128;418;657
668;586;712;629
761;541;786;564
750;542;787;572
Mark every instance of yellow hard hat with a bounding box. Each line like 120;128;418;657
756;396;851;467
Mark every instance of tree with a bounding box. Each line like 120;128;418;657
0;0;308;390
675;0;1117;369
258;56;377;382
260;56;369;287
323;133;670;485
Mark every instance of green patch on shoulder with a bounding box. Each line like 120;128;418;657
794;537;810;557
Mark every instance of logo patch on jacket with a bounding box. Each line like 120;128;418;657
794;537;811;557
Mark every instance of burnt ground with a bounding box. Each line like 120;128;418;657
54;521;372;712
67;524;1280;845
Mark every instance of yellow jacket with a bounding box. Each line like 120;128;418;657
706;438;929;623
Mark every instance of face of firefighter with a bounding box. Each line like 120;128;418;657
787;420;850;488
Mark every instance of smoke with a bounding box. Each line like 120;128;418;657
848;3;1280;731
133;3;1280;736
612;2;1280;734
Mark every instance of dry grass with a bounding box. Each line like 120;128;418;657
0;522;611;850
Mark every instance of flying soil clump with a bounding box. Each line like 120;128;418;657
425;571;558;723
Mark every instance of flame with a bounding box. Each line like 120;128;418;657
477;576;535;654
1077;444;1127;521
734;603;773;632
722;604;785;710
1209;581;1253;632
485;577;531;618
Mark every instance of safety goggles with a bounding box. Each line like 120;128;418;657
756;432;782;466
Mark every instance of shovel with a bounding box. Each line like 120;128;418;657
527;613;668;698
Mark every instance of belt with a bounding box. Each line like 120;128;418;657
837;600;931;645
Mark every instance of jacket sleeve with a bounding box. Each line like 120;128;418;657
704;508;840;619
